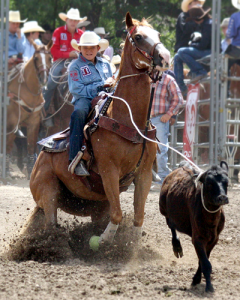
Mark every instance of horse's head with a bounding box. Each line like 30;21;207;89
125;12;170;72
32;40;53;86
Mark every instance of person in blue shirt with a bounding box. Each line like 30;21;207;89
68;31;113;176
22;21;45;61
227;0;240;48
220;18;231;53
0;11;27;65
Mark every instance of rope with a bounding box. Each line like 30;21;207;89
104;92;203;173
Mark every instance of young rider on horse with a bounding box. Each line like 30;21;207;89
42;8;86;125
68;31;113;176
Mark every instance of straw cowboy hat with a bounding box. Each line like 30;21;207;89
111;54;121;65
22;21;45;33
220;18;230;28
71;31;109;52
59;8;87;23
232;0;240;10
77;20;91;28
9;10;27;23
94;27;110;37
181;0;206;13
186;7;211;22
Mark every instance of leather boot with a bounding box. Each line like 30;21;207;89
74;160;90;176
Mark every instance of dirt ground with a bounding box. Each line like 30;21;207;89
0;166;240;300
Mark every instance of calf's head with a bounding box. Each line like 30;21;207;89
199;161;229;206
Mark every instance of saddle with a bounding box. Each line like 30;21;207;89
38;92;156;195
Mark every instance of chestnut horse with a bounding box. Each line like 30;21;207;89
27;13;170;249
7;41;52;178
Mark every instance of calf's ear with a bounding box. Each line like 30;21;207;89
220;161;228;173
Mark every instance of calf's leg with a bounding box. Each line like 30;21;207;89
193;239;214;293
167;218;183;258
192;261;202;286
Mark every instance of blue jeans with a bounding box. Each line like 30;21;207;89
174;47;211;92
151;115;171;182
42;60;66;111
69;98;92;161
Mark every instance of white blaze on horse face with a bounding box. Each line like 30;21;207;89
138;26;170;65
40;52;47;84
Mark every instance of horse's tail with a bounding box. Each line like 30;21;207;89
19;206;45;236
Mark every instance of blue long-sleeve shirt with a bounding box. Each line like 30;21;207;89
227;11;240;46
0;30;25;61
23;38;42;61
68;54;112;104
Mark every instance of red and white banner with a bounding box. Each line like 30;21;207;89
183;84;200;162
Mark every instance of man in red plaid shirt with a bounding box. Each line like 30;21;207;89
151;70;183;186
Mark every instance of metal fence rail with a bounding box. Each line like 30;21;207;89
0;0;9;178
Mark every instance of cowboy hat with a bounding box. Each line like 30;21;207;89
232;0;240;10
220;18;230;28
71;31;109;52
77;20;91;28
94;27;110;37
111;55;121;65
181;0;205;13
9;10;27;23
110;63;116;74
186;7;211;22
22;21;45;33
59;8;87;23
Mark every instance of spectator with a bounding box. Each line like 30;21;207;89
77;20;91;32
174;7;212;97
0;10;27;65
111;54;121;78
42;8;86;125
220;18;231;53
226;0;240;48
94;27;114;60
151;70;183;187
40;24;53;45
22;21;45;61
175;0;205;53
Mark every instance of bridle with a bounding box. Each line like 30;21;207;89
33;49;52;86
127;26;162;64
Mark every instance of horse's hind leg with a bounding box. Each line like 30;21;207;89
167;218;183;258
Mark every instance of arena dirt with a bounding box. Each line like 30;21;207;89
0;171;239;299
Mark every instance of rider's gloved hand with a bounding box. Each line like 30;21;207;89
189;32;202;45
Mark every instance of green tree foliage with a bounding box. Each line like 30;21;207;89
10;0;238;56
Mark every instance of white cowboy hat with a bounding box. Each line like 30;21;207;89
94;27;110;37
110;63;116;74
71;31;109;52
220;18;230;28
9;10;27;23
232;0;240;10
181;0;205;12
59;8;87;22
111;54;121;65
22;21;45;33
77;20;91;28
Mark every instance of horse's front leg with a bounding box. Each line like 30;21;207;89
89;166;121;250
132;165;153;241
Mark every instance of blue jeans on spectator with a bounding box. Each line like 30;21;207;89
151;115;171;183
174;47;211;93
42;59;66;111
69;98;92;161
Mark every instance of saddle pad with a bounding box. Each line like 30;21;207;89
38;132;69;152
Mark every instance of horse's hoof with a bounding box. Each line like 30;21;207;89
89;235;100;251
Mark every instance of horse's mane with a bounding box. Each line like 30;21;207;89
114;17;153;84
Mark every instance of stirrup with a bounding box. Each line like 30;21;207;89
74;161;90;176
